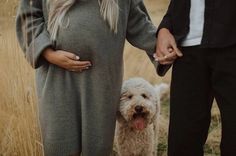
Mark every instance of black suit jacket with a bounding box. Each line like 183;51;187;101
157;0;236;76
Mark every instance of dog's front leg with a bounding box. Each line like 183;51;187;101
141;147;156;156
142;133;157;156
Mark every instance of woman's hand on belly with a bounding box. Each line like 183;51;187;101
42;48;92;72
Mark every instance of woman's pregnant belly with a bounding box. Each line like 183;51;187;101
54;2;124;62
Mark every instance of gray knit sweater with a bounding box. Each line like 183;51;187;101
16;0;158;155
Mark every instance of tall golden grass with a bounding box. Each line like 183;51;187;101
0;0;221;155
0;19;44;155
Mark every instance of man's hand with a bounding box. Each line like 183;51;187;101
43;48;92;72
154;28;183;65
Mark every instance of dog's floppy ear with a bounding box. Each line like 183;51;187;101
154;83;169;100
150;84;167;124
150;96;160;124
150;83;169;124
116;111;126;124
152;96;160;146
117;92;128;124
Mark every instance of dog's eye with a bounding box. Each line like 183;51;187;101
128;95;133;99
141;93;148;99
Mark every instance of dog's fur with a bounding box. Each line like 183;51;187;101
113;78;168;156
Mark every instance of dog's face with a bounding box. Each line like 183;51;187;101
118;78;160;131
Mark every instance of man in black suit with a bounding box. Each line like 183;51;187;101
155;0;236;156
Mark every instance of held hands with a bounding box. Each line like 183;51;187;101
43;48;92;72
154;28;183;65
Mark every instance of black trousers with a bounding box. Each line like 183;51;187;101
168;45;236;156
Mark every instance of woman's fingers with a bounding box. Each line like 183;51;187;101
72;64;91;68
160;52;177;61
160;61;174;65
67;60;91;71
67;59;92;72
69;66;90;72
63;51;80;60
47;50;93;72
61;52;92;69
61;51;92;66
69;61;91;72
154;52;177;63
154;57;174;65
72;60;92;66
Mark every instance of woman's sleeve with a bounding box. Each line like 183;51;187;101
126;0;159;75
126;0;157;55
16;0;52;69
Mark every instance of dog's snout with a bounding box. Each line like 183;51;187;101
135;106;143;113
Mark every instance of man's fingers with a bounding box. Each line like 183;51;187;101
165;52;178;61
155;46;178;59
155;44;171;58
172;44;183;57
166;56;177;61
160;47;170;56
175;48;183;57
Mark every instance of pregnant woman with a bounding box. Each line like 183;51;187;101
16;0;158;155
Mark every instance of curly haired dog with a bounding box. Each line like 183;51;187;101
113;78;168;156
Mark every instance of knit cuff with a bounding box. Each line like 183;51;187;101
26;30;52;69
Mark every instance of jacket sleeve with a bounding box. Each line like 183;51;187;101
126;0;159;75
157;0;174;33
16;0;53;69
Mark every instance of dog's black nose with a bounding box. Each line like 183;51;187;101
135;106;143;113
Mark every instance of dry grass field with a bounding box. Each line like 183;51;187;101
0;0;221;155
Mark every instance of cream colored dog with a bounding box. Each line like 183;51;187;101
113;78;168;156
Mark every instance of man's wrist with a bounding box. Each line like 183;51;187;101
159;28;170;34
